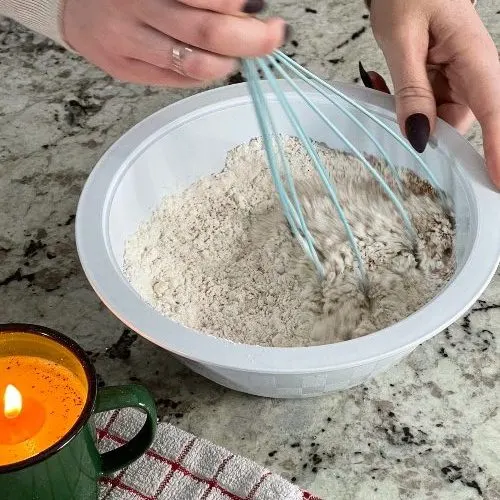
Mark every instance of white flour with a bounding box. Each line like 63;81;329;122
124;137;455;347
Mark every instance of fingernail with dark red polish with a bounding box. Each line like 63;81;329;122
242;0;265;14
405;114;430;153
358;61;373;89
283;24;292;44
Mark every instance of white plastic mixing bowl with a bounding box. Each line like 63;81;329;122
76;82;500;398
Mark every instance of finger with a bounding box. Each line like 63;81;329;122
437;103;475;135
368;71;391;94
177;0;266;15
138;0;287;57
107;55;208;87
454;36;500;187
358;62;391;94
482;115;500;189
118;25;237;81
379;25;436;153
425;66;475;134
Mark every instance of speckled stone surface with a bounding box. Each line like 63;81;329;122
1;1;499;499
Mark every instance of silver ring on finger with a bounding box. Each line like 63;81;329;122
171;44;193;75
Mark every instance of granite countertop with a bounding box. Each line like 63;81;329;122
1;1;499;499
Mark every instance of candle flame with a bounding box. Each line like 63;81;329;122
4;384;22;419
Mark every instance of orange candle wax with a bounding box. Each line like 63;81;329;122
0;355;87;466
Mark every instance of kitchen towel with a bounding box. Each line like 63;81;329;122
96;408;322;500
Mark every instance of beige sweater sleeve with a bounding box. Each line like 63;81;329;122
0;0;69;48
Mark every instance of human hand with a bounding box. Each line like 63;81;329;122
62;0;288;88
362;0;500;188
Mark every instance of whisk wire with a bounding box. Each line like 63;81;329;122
264;55;417;244
242;60;325;274
242;50;436;280
273;51;444;199
270;52;405;193
253;58;367;282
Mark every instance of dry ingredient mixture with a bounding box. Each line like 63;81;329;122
124;137;455;347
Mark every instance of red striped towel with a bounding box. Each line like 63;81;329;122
96;408;322;500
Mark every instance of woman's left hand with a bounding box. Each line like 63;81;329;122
363;0;500;188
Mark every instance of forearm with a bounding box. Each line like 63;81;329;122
0;0;68;47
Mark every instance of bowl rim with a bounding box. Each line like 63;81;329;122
76;81;500;374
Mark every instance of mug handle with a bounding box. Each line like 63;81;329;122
93;384;157;476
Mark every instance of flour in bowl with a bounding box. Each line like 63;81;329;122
124;137;455;347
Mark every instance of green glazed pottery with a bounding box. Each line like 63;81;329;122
0;324;157;500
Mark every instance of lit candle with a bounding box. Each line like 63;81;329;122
0;355;87;466
0;383;45;445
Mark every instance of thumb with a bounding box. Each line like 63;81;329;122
382;32;436;153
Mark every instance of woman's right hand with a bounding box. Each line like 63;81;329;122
63;0;288;87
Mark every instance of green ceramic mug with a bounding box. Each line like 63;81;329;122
0;324;157;500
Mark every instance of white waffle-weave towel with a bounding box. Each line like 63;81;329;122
96;408;322;500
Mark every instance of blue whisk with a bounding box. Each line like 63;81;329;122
241;51;443;285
